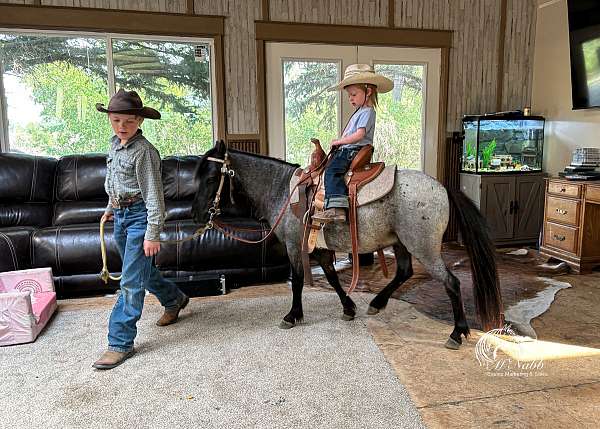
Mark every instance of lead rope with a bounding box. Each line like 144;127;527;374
99;216;122;283
99;216;213;285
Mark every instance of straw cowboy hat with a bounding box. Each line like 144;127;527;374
96;89;161;119
328;64;394;93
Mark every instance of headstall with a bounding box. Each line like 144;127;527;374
205;152;236;229
203;151;304;244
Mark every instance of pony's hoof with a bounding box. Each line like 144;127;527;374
342;313;355;321
279;319;295;329
279;317;303;329
367;305;382;315
444;337;461;350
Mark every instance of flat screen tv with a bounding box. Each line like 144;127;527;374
567;0;600;109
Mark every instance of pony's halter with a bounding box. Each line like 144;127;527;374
205;152;236;226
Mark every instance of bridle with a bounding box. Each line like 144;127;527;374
205;152;236;230
203;150;306;244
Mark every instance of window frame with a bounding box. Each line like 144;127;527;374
0;3;226;154
0;28;216;155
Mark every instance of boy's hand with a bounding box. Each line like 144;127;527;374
101;212;114;223
144;240;160;257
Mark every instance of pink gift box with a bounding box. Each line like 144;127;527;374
0;268;57;346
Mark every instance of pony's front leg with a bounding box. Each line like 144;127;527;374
280;253;304;329
312;249;356;320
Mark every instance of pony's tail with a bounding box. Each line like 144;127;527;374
448;190;503;330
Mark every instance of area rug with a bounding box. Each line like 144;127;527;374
313;244;571;334
0;291;424;429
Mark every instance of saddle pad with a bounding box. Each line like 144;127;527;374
289;166;395;207
356;165;395;206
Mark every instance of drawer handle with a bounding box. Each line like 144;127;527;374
560;187;567;193
555;208;568;215
553;234;566;242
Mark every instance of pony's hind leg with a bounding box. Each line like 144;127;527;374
419;255;470;349
312;249;356;321
367;243;413;315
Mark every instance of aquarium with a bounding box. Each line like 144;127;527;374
461;113;545;173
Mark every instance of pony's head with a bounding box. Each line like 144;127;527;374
192;140;228;225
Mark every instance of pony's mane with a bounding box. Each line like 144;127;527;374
228;148;300;169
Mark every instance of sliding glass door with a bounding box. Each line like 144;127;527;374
266;43;441;178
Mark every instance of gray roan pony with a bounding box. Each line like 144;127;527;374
192;141;503;349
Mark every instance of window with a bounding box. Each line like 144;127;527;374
283;60;339;165
0;31;215;157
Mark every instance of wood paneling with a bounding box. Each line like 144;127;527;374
501;0;536;112
2;0;537;136
193;0;262;134
269;0;388;26
226;134;260;153
0;4;223;35
42;0;186;13
393;0;534;130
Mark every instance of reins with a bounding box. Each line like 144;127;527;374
208;147;336;245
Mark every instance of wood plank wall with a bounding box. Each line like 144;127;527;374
501;0;536;112
10;0;536;134
41;0;186;12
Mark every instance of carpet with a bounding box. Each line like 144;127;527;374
0;291;424;429
313;244;571;334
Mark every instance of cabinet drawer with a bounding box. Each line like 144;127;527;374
548;181;581;198
586;185;600;203
546;196;580;226
544;222;578;254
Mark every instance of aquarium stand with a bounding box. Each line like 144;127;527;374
460;172;545;246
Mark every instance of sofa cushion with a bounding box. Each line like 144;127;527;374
53;202;106;226
0;227;35;271
0;203;53;227
55;154;107;201
162;156;200;201
165;201;192;222
155;218;288;272
31;224;121;276
0;153;57;203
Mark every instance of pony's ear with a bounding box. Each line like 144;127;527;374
215;139;226;155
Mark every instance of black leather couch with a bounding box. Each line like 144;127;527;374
0;153;289;298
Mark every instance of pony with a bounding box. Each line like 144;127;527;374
192;141;502;349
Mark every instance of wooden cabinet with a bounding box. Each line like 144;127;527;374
540;178;600;274
460;173;545;245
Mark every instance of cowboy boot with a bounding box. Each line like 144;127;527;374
312;208;346;223
92;349;135;370
156;294;190;326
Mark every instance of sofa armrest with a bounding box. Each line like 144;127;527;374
0;291;35;331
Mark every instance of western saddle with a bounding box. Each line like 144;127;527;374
290;139;389;294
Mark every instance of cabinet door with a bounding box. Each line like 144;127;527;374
481;176;515;240
515;175;545;240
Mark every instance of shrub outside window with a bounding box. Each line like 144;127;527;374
0;31;215;157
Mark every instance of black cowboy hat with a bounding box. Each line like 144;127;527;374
96;89;161;119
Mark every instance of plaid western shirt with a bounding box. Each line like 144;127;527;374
104;130;165;241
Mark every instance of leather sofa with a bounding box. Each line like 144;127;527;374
0;153;289;298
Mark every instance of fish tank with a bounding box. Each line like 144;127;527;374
461;112;545;173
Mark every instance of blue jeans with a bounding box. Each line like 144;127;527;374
108;201;185;353
324;145;361;209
